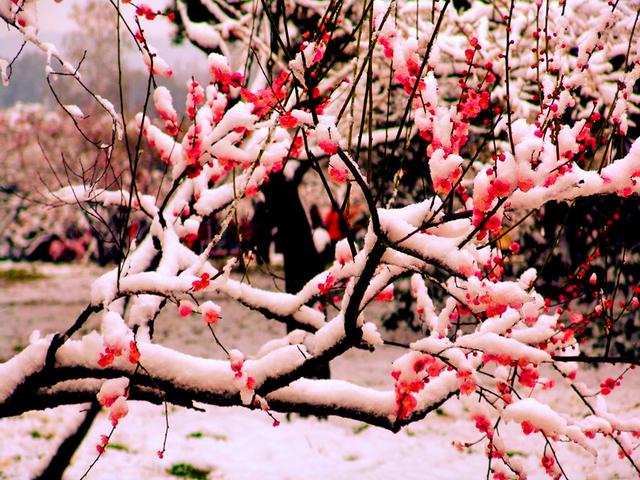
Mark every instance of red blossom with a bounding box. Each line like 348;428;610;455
192;272;210;291
318;139;338;155
318;274;335;296
98;350;114;368
97;346;122;368
231;358;244;378
521;420;537;435
459;376;476;395
541;454;555;475
329;164;349;183
279;112;298;129
393;378;425;419
600;377;619;395
375;285;394;302
471;414;492;436
128;341;140;364
413;355;434;373
464;48;475;63
179;303;193;317
518;367;539;388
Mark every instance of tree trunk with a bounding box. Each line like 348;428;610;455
262;171;331;379
35;401;100;480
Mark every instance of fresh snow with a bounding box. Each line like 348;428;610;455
1;264;639;479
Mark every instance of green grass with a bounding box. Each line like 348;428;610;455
0;267;47;282
106;443;128;451
351;423;370;435
506;450;527;458
167;463;210;479
187;432;228;441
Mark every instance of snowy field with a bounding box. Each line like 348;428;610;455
1;262;639;479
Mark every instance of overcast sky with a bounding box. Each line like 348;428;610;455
1;0;206;72
37;0;173;35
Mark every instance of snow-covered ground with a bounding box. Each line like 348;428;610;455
0;263;639;479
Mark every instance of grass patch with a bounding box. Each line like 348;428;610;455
30;431;54;440
343;454;359;462
352;423;370;435
168;463;210;479
404;429;416;437
0;267;47;283
187;432;227;441
506;451;527;458
106;443;128;451
435;408;447;417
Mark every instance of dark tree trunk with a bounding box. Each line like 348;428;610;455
263;172;324;294
35;401;100;480
261;170;331;379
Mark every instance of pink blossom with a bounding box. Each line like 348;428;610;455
108;397;129;426
318;140;338;155
179;301;194;317
375;285;394;302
